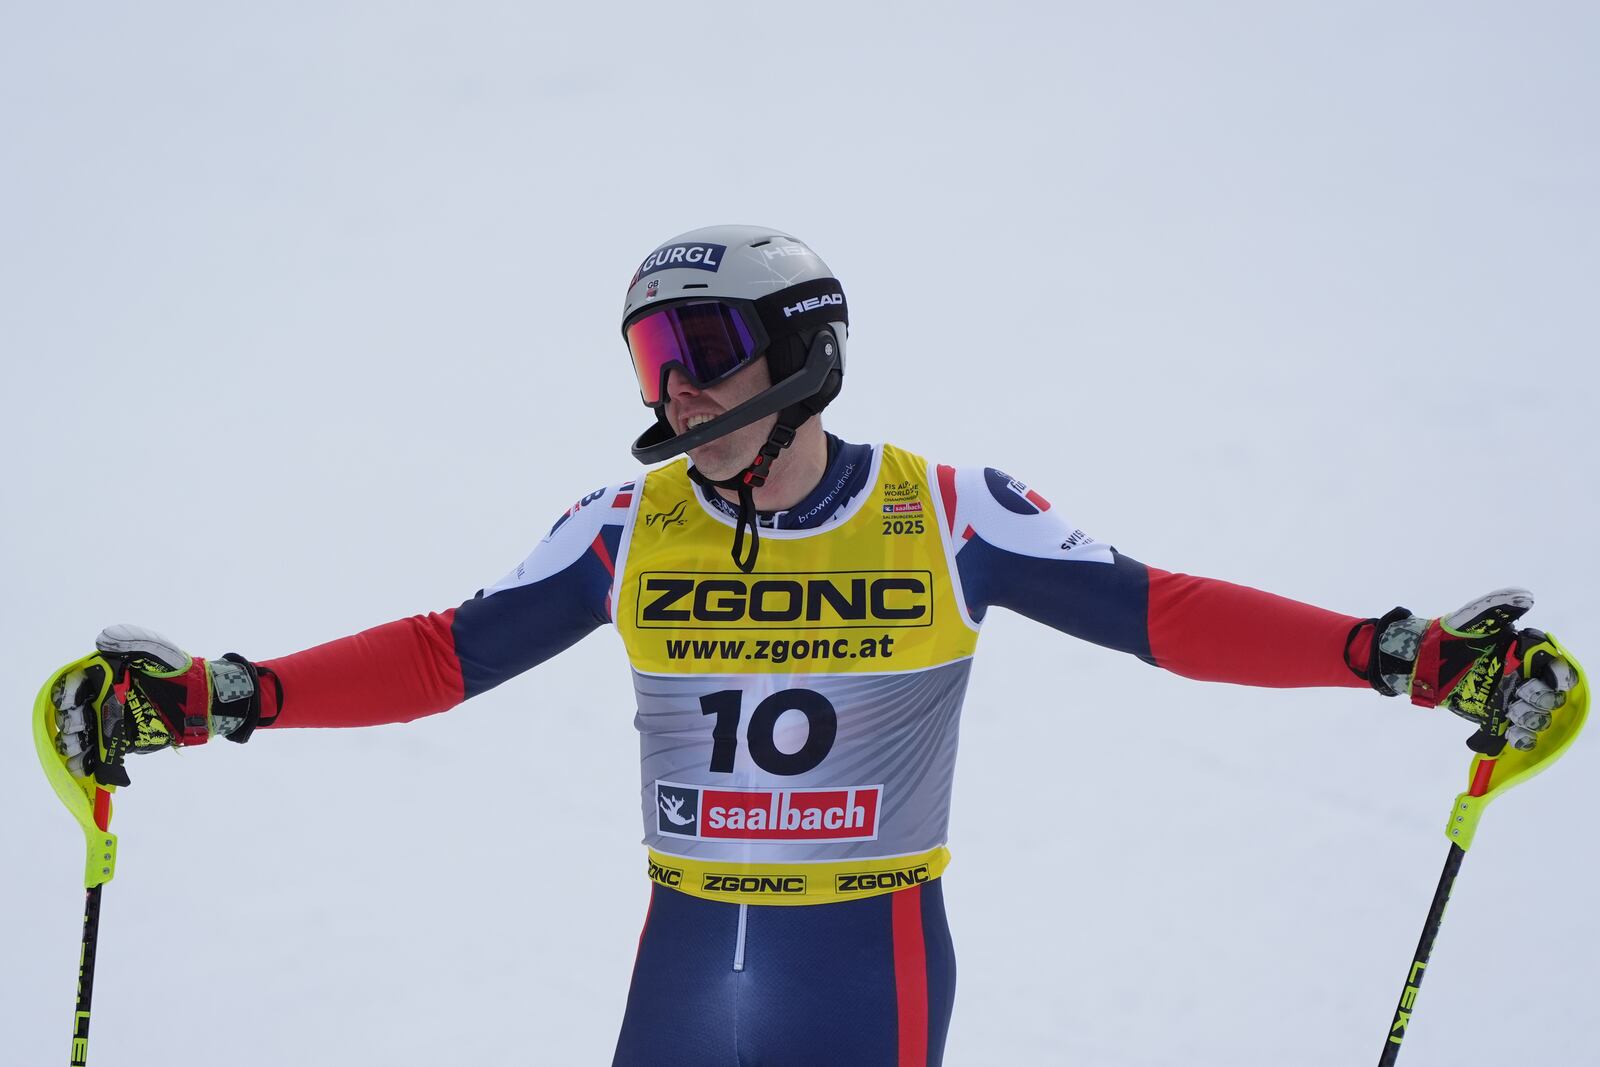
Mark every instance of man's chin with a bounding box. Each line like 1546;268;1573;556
685;441;748;482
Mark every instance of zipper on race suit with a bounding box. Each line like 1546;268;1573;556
733;903;748;972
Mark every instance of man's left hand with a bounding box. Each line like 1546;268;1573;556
1356;588;1579;750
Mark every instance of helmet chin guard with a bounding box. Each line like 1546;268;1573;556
678;329;842;573
630;326;842;464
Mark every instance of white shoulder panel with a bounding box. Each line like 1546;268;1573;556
950;466;1115;564
482;478;638;596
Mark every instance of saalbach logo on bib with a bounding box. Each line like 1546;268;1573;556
656;782;881;842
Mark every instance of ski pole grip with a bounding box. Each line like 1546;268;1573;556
1465;727;1506;757
34;655;121;887
1445;634;1588;853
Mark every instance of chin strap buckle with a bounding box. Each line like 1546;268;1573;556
766;423;797;450
685;419;806;573
740;421;799;491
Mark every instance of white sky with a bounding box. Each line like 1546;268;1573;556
3;4;1597;1064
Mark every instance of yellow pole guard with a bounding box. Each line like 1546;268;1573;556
1446;633;1588;851
34;654;120;888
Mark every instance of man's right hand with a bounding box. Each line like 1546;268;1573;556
52;625;274;784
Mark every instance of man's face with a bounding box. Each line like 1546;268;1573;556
664;358;778;481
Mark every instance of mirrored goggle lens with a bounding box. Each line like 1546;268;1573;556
625;301;761;405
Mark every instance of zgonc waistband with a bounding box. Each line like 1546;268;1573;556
645;845;951;905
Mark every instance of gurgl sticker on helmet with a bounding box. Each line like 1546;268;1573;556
631;242;727;285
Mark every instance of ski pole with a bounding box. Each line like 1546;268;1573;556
1376;633;1588;1065
1375;752;1493;1066
35;656;121;1067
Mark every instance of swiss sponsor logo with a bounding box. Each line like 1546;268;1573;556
702;873;808;895
632;242;726;284
1060;528;1093;550
636;571;932;630
983;467;1051;516
654;782;881;843
882;501;923;514
835;864;931;894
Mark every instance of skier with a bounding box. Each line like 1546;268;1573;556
53;225;1578;1067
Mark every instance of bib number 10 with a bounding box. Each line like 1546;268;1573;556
700;688;837;776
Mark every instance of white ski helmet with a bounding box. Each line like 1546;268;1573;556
621;224;847;465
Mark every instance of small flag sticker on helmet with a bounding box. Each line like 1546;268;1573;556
646;279;659;300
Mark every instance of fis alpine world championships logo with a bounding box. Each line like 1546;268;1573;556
632;242;727;285
654;782;881;842
984;468;1052;515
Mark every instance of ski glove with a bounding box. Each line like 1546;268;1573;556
51;624;277;785
1348;588;1577;750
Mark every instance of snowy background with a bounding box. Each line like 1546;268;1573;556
4;4;1597;1064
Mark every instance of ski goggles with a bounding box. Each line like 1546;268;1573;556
624;299;770;407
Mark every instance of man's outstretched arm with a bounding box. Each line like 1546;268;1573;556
938;463;1366;686
51;482;636;780
935;464;1570;748
260;480;631;729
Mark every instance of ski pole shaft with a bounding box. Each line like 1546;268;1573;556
1376;756;1496;1065
1376;842;1464;1065
71;883;103;1066
67;784;113;1066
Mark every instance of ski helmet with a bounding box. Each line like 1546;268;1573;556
621;224;847;466
621;225;849;571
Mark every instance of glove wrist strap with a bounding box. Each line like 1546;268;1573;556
212;654;279;743
1347;606;1415;697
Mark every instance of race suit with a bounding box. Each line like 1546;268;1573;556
251;436;1372;1067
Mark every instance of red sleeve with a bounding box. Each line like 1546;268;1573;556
1146;568;1371;688
258;610;466;729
